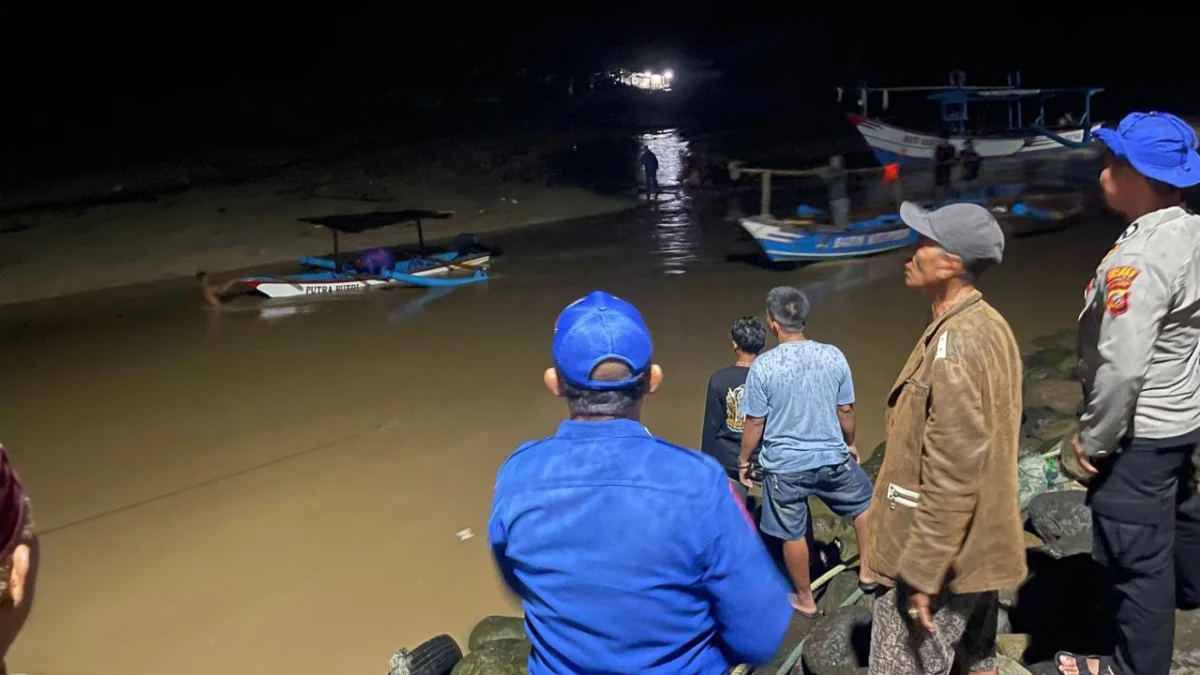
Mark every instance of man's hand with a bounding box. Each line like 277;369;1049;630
738;463;756;489
848;444;860;463
908;591;936;634
1070;434;1099;477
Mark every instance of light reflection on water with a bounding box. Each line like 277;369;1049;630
640;129;697;276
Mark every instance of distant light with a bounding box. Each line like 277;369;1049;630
664;70;674;80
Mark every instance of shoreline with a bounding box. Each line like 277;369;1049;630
0;133;643;307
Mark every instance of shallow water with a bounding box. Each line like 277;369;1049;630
0;130;1121;674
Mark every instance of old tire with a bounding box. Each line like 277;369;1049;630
393;634;463;675
802;604;873;675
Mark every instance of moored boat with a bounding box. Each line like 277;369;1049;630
197;211;497;306
841;71;1104;165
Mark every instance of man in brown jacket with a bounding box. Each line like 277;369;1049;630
867;202;1027;675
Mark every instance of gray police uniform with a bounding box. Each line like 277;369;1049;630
1077;205;1200;675
1079;205;1200;456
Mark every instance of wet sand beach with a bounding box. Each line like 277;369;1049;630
0;130;640;306
0;141;1122;673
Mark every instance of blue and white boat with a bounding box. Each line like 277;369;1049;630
739;210;918;263
197;211;496;305
739;186;1071;263
842;70;1104;165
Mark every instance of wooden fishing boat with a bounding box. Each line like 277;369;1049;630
197;210;496;306
842;70;1104;165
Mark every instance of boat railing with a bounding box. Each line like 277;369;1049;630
729;151;1102;221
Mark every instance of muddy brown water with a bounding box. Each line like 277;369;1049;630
0;184;1120;674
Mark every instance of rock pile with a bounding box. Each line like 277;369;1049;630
454;616;532;675
385;616;531;675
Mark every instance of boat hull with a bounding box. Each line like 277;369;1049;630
739;216;918;263
244;253;491;299
847;114;1101;165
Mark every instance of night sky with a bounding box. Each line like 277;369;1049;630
0;10;1190;180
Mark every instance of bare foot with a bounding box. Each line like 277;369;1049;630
1057;654;1112;675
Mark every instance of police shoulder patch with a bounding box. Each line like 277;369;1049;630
1104;265;1140;316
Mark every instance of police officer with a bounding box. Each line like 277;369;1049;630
1062;112;1200;675
489;291;792;675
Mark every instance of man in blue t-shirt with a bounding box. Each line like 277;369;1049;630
739;285;878;617
490;290;792;675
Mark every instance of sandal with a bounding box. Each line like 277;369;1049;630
789;593;823;620
793;605;822;620
1056;651;1119;675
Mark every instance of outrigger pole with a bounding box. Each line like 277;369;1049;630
728;162;886;217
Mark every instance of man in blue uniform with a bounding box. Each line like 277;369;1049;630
489;290;793;675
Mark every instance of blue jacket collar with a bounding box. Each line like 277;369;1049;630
553;417;653;440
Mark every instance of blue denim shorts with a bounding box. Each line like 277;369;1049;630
760;459;874;541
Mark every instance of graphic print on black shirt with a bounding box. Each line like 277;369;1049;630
701;365;752;476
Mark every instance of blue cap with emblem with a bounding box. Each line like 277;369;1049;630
552;290;653;391
1095;111;1200;188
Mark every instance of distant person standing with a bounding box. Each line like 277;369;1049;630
701;317;767;501
640;147;659;197
822;155;851;228
739;286;878;618
960;139;982;182
934;132;956;192
1060;111;1200;675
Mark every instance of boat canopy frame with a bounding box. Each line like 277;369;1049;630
297;209;455;272
837;71;1104;146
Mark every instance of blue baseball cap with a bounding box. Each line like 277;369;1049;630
552;291;653;391
1094;111;1200;188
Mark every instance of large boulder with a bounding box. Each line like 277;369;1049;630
1025;379;1084;416
998;654;1034;675
999;586;1020;609
810;500;858;562
817;569;862;615
802;605;873;675
1031;329;1078;352
1023;365;1060;385
860;442;886;483
997;633;1031;663
1028;492;1092;559
451;639;531;675
1174;608;1200;671
1024;346;1078;379
997;607;1013;635
1051;438;1093;484
1019;434;1052;458
1024;346;1072;369
468;616;527;651
1022;408;1080;444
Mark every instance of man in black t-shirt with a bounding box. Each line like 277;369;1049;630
701;317;767;501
